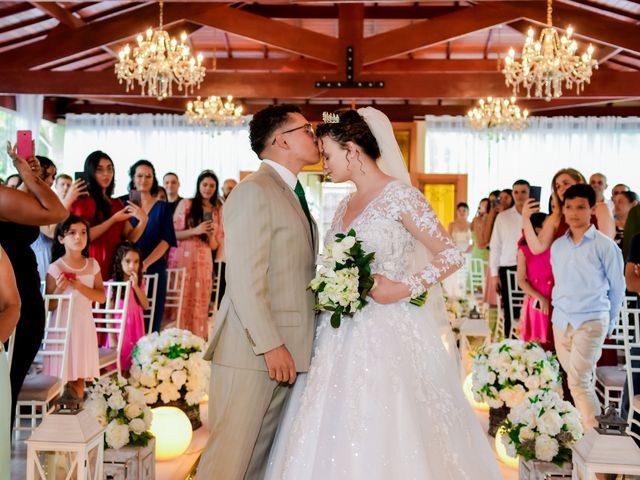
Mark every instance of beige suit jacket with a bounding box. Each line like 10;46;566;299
203;162;318;372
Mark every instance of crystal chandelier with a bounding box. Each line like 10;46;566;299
467;97;529;131
502;0;597;101
185;96;245;127
114;0;205;100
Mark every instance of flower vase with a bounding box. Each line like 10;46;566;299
152;399;202;430
518;457;572;479
488;405;510;437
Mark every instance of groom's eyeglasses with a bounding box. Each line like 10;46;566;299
271;123;315;145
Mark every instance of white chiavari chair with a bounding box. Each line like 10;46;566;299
14;294;73;438
468;258;487;298
622;306;640;441
93;281;130;377
595;308;627;412
506;269;525;339
165;268;186;329
143;273;159;335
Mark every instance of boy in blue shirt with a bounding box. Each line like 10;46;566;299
550;184;625;430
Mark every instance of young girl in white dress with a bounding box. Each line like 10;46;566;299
266;109;502;480
45;215;106;399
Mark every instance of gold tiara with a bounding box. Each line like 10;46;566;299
322;112;340;124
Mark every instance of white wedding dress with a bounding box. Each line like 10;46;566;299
266;180;502;480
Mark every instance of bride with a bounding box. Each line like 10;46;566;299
266;108;502;479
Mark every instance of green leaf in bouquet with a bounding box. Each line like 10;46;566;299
335;233;346;240
331;311;342;328
409;291;428;307
356;251;375;267
347;228;356;237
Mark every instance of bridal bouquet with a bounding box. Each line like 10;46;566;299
470;339;561;409
85;375;153;449
129;328;210;406
501;389;583;465
309;229;428;328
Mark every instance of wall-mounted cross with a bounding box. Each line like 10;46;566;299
315;46;384;89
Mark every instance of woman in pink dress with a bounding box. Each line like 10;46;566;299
45;216;106;399
516;212;554;351
107;242;149;371
168;171;221;339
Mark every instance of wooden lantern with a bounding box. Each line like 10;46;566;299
26;406;105;479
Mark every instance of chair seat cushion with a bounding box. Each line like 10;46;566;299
18;374;62;402
98;348;117;367
595;366;626;388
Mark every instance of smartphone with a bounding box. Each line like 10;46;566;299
16;130;33;159
532;298;540;310
129;190;142;207
74;171;89;197
529;185;542;203
203;212;213;222
62;272;77;280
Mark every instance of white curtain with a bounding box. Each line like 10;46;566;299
424;116;640;212
15;94;44;134
63;114;260;197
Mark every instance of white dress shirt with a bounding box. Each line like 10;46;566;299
489;206;523;276
263;159;297;191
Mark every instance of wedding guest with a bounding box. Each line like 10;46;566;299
0;244;20;475
522;167;615;256
5;174;20;189
108;242;149;370
221;178;238;202
470;198;490;295
443;202;471;297
70;151;148;279
517;212;554;351
622;233;640;429
128;160;177;332
481;190;501;305
612;183;630;200
490;180;529;337
163;172;182;214
45;216;105;399
0;142;68;430
54;173;73;199
589;172;610;210
168;170;221;339
157;186;168;201
623;201;640;259
613;191;639;249
31;156;58;280
550;184;625;429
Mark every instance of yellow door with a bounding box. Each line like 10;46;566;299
423;184;456;228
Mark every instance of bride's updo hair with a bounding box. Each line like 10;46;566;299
316;110;381;160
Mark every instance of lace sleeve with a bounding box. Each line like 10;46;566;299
393;185;464;297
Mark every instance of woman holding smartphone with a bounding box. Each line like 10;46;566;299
128;160;177;333
1;142;68;431
167;170;221;339
70;150;148;279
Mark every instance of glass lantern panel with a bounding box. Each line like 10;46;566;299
33;450;78;480
86;443;101;480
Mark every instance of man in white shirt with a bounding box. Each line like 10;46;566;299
490;179;529;337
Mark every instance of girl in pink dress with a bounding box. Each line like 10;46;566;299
516;212;554;351
167;171;221;340
107;242;149;371
45;215;106;399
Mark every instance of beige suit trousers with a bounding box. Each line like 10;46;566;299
553;317;608;430
194;364;290;480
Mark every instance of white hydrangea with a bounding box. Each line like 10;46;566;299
535;434;559;462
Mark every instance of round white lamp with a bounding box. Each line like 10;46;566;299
150;406;193;461
495;425;519;469
462;373;489;411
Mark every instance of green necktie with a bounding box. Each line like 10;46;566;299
294;180;313;237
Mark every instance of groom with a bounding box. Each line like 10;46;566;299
196;105;319;480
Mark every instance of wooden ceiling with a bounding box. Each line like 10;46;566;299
0;0;639;120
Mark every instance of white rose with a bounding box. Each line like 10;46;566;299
340;236;356;249
142;407;153;429
157;381;180;403
107;392;126;411
157;366;172;382
171;370;188;389
537;410;563;437
128;418;147;435
124;403;142;420
125;386;146;406
85;397;107;421
524;375;541;391
519;426;535;442
143;389;158;405
505;384;527;408
105;420;130;450
185;391;203;406
535;434;559;462
139;373;156;388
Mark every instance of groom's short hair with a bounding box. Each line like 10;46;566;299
249;104;301;157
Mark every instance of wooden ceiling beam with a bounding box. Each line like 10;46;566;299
2;69;639;100
30;2;85;29
363;59;500;73
338;4;364;78
239;5;463;20
361;2;524;64
0;2;212;69
558;0;640;23
188;5;340;64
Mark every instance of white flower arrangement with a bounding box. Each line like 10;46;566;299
86;375;153;449
501;389;583;465
129;328;210;407
471;339;561;409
